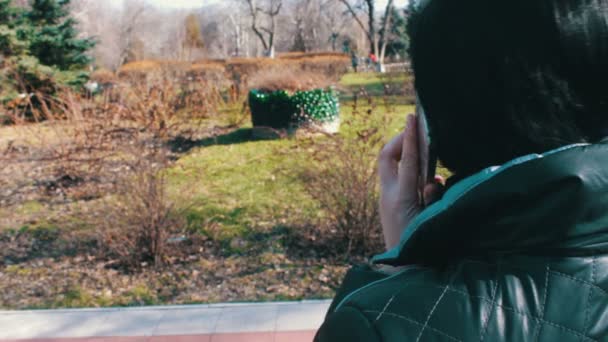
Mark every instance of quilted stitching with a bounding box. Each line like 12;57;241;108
479;263;500;341
400;282;597;340
336;268;435;311
466;259;608;295
453;267;601;341
584;257;597;336
548;270;608;296
363;310;462;342
442;284;598;341
533;266;550;341
414;285;451;342
414;264;462;342
335;257;607;341
375;295;395;322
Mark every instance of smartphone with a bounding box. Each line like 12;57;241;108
415;94;437;200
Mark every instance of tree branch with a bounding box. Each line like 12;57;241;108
245;0;270;50
339;0;373;45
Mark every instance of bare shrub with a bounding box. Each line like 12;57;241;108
98;148;186;269
118;60;230;91
297;56;350;82
1;78;208;268
89;68;118;85
300;96;390;256
94;76;214;136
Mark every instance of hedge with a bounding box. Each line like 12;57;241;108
119;55;350;87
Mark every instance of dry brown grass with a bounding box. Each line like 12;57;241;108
89;68;118;84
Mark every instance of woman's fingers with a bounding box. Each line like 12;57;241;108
398;115;420;201
379;130;405;188
434;175;446;185
423;182;445;207
423;176;446;206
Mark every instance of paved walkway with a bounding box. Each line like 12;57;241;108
0;300;331;342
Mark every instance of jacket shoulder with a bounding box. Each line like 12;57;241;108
318;264;470;341
320;257;608;341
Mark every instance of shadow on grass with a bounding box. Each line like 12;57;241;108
169;128;278;154
0;226;96;266
244;224;371;264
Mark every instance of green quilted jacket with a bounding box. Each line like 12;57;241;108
316;140;608;341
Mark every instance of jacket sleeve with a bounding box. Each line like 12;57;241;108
315;306;382;342
314;264;390;342
324;264;390;316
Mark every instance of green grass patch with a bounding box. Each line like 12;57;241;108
166;101;449;246
340;72;412;95
340;72;410;87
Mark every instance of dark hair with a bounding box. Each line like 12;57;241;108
408;0;608;175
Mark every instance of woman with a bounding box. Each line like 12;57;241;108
316;0;608;340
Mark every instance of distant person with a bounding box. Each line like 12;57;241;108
316;0;608;340
369;52;378;71
365;56;372;71
342;39;352;54
351;52;359;73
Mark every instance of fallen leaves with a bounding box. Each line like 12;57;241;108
0;231;350;309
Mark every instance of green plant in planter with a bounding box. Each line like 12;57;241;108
249;88;340;133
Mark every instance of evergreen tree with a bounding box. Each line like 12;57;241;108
0;0;17;55
25;0;95;70
0;0;12;23
0;0;27;65
0;0;94;103
27;0;69;25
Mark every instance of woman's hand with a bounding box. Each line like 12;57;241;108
379;115;444;250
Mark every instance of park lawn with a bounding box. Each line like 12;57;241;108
0;101;414;309
340;72;410;87
340;72;412;96
168;71;443;238
0;72;417;235
0;72;451;309
165;101;414;244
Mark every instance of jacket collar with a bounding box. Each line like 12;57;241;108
374;140;608;266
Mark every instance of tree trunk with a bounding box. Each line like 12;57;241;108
378;0;394;64
366;0;377;55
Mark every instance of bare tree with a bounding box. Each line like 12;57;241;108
339;0;395;64
290;0;315;52
71;0;387;64
228;11;250;57
70;0;117;69
320;0;350;51
116;1;147;68
244;0;283;57
182;13;205;60
71;1;207;67
280;0;352;53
